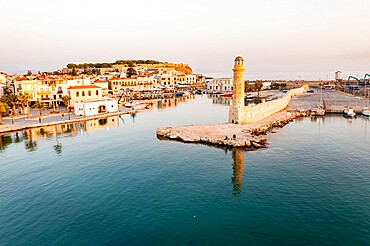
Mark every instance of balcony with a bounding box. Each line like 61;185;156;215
37;91;51;95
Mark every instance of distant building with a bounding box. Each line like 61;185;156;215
185;74;197;84
335;71;343;81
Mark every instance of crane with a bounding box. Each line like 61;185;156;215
363;74;370;85
346;76;361;85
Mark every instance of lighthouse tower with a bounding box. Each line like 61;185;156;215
232;56;245;108
229;56;245;124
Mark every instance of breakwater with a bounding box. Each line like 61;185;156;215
230;85;309;124
157;109;308;149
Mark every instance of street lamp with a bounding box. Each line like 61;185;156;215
11;114;14;124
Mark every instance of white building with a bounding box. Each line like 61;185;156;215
0;73;6;84
158;74;177;88
0;84;6;97
185;74;197;84
207;78;233;93
335;71;343;81
74;99;118;116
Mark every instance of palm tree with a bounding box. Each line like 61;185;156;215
47;80;57;112
255;80;263;97
19;93;32;118
7;94;18;116
0;101;10;124
61;95;71;112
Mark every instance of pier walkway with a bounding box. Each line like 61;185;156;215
289;89;369;113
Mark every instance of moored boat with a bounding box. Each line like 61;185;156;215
124;102;149;110
343;108;356;118
311;106;325;116
222;93;233;98
362;107;370;117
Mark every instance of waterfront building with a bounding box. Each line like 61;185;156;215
68;85;103;107
177;74;186;84
207;78;233;93
136;75;157;89
186;74;197;85
158;74;178;88
108;77;138;93
93;79;109;91
74;98;118;116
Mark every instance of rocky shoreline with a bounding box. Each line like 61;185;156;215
156;109;308;150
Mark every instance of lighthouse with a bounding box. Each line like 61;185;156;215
229;56;245;124
232;56;245;108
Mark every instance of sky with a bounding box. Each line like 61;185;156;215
1;0;370;75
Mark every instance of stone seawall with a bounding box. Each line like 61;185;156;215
157;109;308;150
229;85;309;124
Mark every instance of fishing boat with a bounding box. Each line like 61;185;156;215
222;93;233;98
343;108;356;118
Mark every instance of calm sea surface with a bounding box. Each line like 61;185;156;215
0;95;369;245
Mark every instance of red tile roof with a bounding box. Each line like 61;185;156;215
68;85;102;89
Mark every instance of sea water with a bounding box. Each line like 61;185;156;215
0;95;369;245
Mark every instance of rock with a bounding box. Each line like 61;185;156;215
258;138;267;144
251;141;263;148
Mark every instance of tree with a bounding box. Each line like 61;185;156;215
71;67;77;76
24;129;37;152
19;93;31;118
34;99;44;122
61;95;70;112
7;94;18;116
255;80;263;97
47;80;57;112
0;101;10;124
126;67;137;78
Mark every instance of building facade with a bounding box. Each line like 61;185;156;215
68;85;103;107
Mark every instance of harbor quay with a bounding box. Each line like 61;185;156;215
0;105;137;134
156;56;369;150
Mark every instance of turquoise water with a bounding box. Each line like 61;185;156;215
1;96;369;245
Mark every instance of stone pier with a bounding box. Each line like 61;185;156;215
157;109;308;149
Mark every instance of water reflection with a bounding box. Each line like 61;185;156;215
0;116;120;154
0;96;197;154
208;94;231;106
231;149;245;196
156;95;195;110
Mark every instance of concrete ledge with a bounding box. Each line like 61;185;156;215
0;111;136;134
157;109;308;150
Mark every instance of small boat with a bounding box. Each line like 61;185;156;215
343;108;356;118
222;93;233;98
124;102;133;109
133;103;149;110
362;107;370;117
310;106;325;117
246;94;254;100
124;102;149;110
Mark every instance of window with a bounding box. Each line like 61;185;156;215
96;90;99;95
76;91;79;97
82;91;85;96
88;90;91;96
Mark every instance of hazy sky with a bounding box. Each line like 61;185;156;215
1;0;370;74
